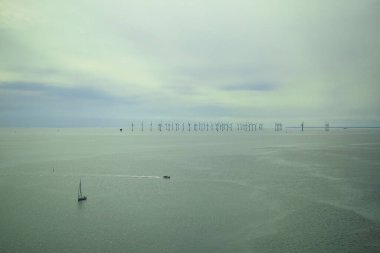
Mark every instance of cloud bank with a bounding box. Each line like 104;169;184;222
0;0;379;126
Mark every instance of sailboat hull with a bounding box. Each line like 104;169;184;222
78;196;87;202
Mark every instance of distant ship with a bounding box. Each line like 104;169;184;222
78;179;87;202
163;175;170;179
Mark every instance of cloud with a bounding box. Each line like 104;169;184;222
0;82;139;104
223;82;278;92
0;81;142;126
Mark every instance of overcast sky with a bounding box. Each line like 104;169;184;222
0;0;379;127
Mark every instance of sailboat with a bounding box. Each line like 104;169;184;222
78;179;87;202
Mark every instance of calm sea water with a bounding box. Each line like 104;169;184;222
0;128;379;253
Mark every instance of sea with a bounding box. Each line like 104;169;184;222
0;128;379;253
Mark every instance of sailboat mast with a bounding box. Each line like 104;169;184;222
78;179;82;197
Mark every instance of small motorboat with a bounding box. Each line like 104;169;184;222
163;176;170;179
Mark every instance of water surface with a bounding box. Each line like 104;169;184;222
0;128;379;252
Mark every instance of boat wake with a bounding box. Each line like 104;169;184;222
86;174;161;179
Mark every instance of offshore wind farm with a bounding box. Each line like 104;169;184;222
118;120;350;134
123;120;259;133
119;121;336;133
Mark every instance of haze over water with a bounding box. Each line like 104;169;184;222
0;128;379;252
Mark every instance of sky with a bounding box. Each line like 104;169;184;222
0;0;379;127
